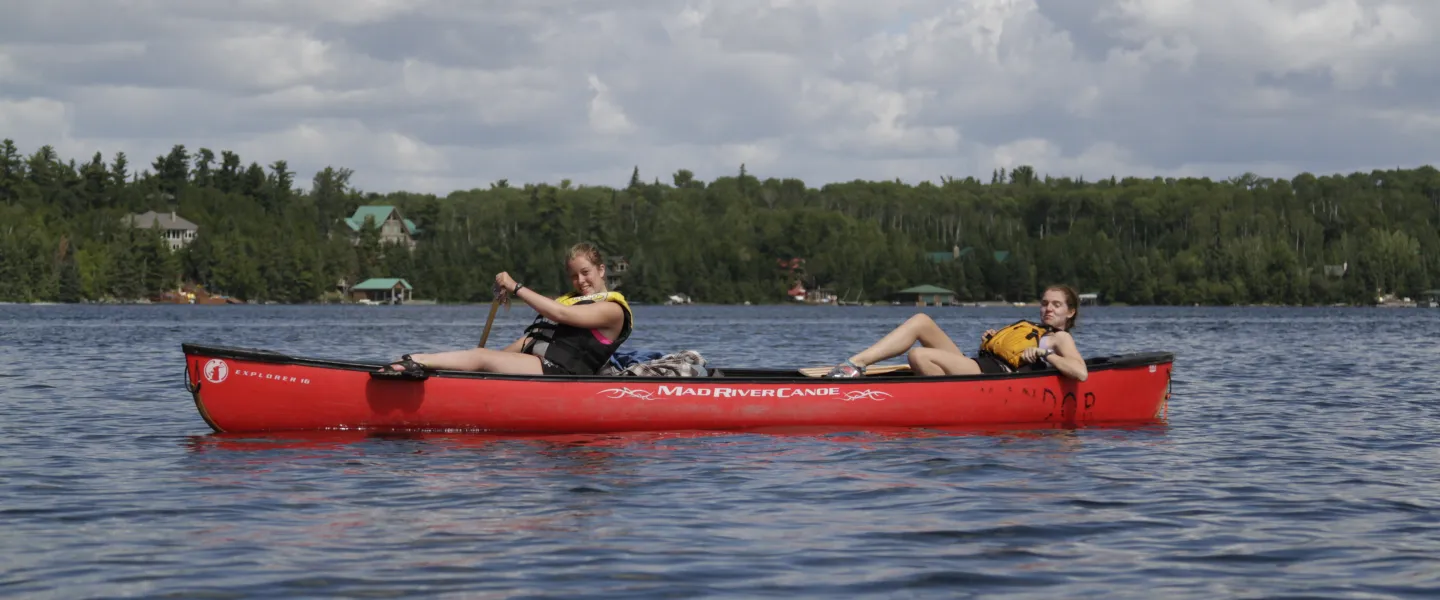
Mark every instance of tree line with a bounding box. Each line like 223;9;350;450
1;139;1436;306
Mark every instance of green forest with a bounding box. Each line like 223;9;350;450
1;139;1436;306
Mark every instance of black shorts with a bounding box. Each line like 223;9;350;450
974;353;1048;375
539;357;579;376
974;354;1012;375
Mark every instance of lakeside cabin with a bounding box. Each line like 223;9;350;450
893;285;956;307
124;211;198;250
344;206;419;251
350;278;413;305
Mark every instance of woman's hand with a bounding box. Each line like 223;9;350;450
495;272;517;294
1020;346;1049;364
983;329;998;340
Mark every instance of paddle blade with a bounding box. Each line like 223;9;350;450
798;364;912;378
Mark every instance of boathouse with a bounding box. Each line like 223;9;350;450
893;285;957;307
350;278;413;304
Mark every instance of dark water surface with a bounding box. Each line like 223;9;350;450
3;304;1439;598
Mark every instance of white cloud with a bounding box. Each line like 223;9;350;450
206;28;337;91
0;50;16;82
0;98;71;144
197;0;424;25
233;120;451;176
586;74;635;135
801;78;960;156
1103;0;1432;90
0;0;1437;193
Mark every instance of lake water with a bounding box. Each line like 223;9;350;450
2;304;1439;598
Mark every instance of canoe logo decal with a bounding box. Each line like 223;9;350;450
595;386;891;401
232;370;311;385
598;387;655;401
203;359;229;384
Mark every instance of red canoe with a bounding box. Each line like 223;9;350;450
181;343;1174;434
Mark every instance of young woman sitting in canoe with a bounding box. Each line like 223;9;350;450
376;242;633;378
825;284;1087;381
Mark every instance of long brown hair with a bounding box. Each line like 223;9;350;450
1045;284;1080;330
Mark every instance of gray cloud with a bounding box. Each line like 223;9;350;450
2;0;1438;194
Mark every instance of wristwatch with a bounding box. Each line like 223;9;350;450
512;282;525;295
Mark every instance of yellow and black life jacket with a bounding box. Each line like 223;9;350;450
979;320;1054;369
522;291;634;375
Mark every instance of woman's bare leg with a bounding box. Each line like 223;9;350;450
395;348;545;374
847;313;964;368
908;347;981;376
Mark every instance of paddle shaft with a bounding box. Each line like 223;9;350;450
477;295;503;348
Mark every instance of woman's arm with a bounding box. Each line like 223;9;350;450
496;272;624;331
517;287;623;329
1029;331;1087;381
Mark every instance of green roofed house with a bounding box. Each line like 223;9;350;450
345;206;420;251
350;278;413;305
925;245;975;264
924;246;1009;265
893;284;957;307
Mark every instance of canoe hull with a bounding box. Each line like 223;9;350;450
182;344;1173;434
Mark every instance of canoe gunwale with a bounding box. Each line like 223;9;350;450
180;342;1174;384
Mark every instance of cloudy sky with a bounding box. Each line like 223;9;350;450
2;0;1437;194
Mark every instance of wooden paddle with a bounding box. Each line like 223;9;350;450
798;363;912;378
476;290;507;348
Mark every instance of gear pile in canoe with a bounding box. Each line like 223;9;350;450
182;343;1174;434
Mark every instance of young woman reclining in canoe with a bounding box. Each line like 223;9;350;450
825;284;1087;381
376;242;633;378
